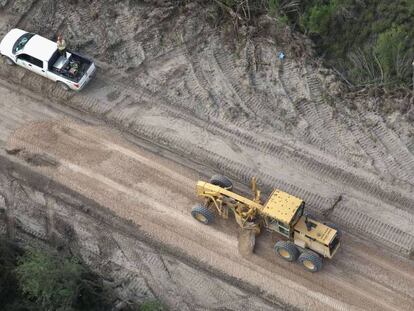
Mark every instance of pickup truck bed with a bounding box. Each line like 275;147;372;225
0;28;96;91
49;51;92;83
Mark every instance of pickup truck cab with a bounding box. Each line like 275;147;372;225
0;29;95;91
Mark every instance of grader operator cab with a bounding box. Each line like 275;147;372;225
191;175;341;272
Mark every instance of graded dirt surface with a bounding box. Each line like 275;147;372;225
0;1;413;255
0;0;414;310
5;118;414;311
0;80;282;311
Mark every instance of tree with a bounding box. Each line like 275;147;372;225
16;249;84;310
0;239;42;311
304;0;339;35
0;239;22;306
15;249;113;311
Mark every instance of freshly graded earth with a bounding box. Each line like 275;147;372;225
0;1;413;310
4;115;414;311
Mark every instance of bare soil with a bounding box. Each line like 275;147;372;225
0;1;413;310
5;118;414;311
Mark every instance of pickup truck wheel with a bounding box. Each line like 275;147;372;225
4;57;14;65
57;82;70;91
191;204;214;225
274;240;299;262
298;251;323;272
209;175;233;190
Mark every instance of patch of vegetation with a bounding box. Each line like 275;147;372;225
139;300;167;311
195;0;414;90
0;238;166;311
0;238;37;311
16;249;113;311
280;0;414;89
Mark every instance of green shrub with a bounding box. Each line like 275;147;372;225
15;249;113;311
268;0;280;16
0;239;42;310
16;249;83;310
0;239;23;307
373;25;410;83
305;1;338;35
281;0;414;88
140;300;167;311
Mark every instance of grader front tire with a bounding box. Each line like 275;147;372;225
191;204;215;225
274;241;299;262
209;175;233;190
298;251;323;272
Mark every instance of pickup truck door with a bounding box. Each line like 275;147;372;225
16;53;47;78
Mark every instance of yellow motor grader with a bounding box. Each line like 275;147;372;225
191;175;341;272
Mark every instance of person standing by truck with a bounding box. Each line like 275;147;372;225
57;35;66;57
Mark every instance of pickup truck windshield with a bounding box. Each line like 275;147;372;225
13;33;35;54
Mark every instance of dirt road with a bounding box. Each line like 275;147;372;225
2;0;414;257
2;80;413;310
0;2;413;309
0;49;413;311
0;78;284;311
3;56;414;256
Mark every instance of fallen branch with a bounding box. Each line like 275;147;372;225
213;0;243;21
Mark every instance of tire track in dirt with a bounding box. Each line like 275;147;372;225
370;120;414;185
182;40;224;120
1;62;413;257
12;0;40;28
331;204;414;255
3;0;414;254
243;41;289;129
82;77;414;216
54;162;351;311
302;70;367;165
93;69;414;214
7;122;414;311
280;61;327;147
213;47;273;122
342;113;390;175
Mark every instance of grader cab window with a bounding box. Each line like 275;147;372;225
291;202;304;226
329;233;340;255
267;218;290;237
278;222;290;237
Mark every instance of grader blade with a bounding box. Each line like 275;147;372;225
238;229;256;256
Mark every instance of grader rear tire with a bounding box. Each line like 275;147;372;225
209;175;233;190
298;251;323;272
274;241;299;262
238;229;256;256
191;204;214;225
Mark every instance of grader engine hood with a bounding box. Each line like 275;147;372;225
294;217;337;246
293;216;340;258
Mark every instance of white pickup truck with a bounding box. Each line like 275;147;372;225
0;29;95;91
